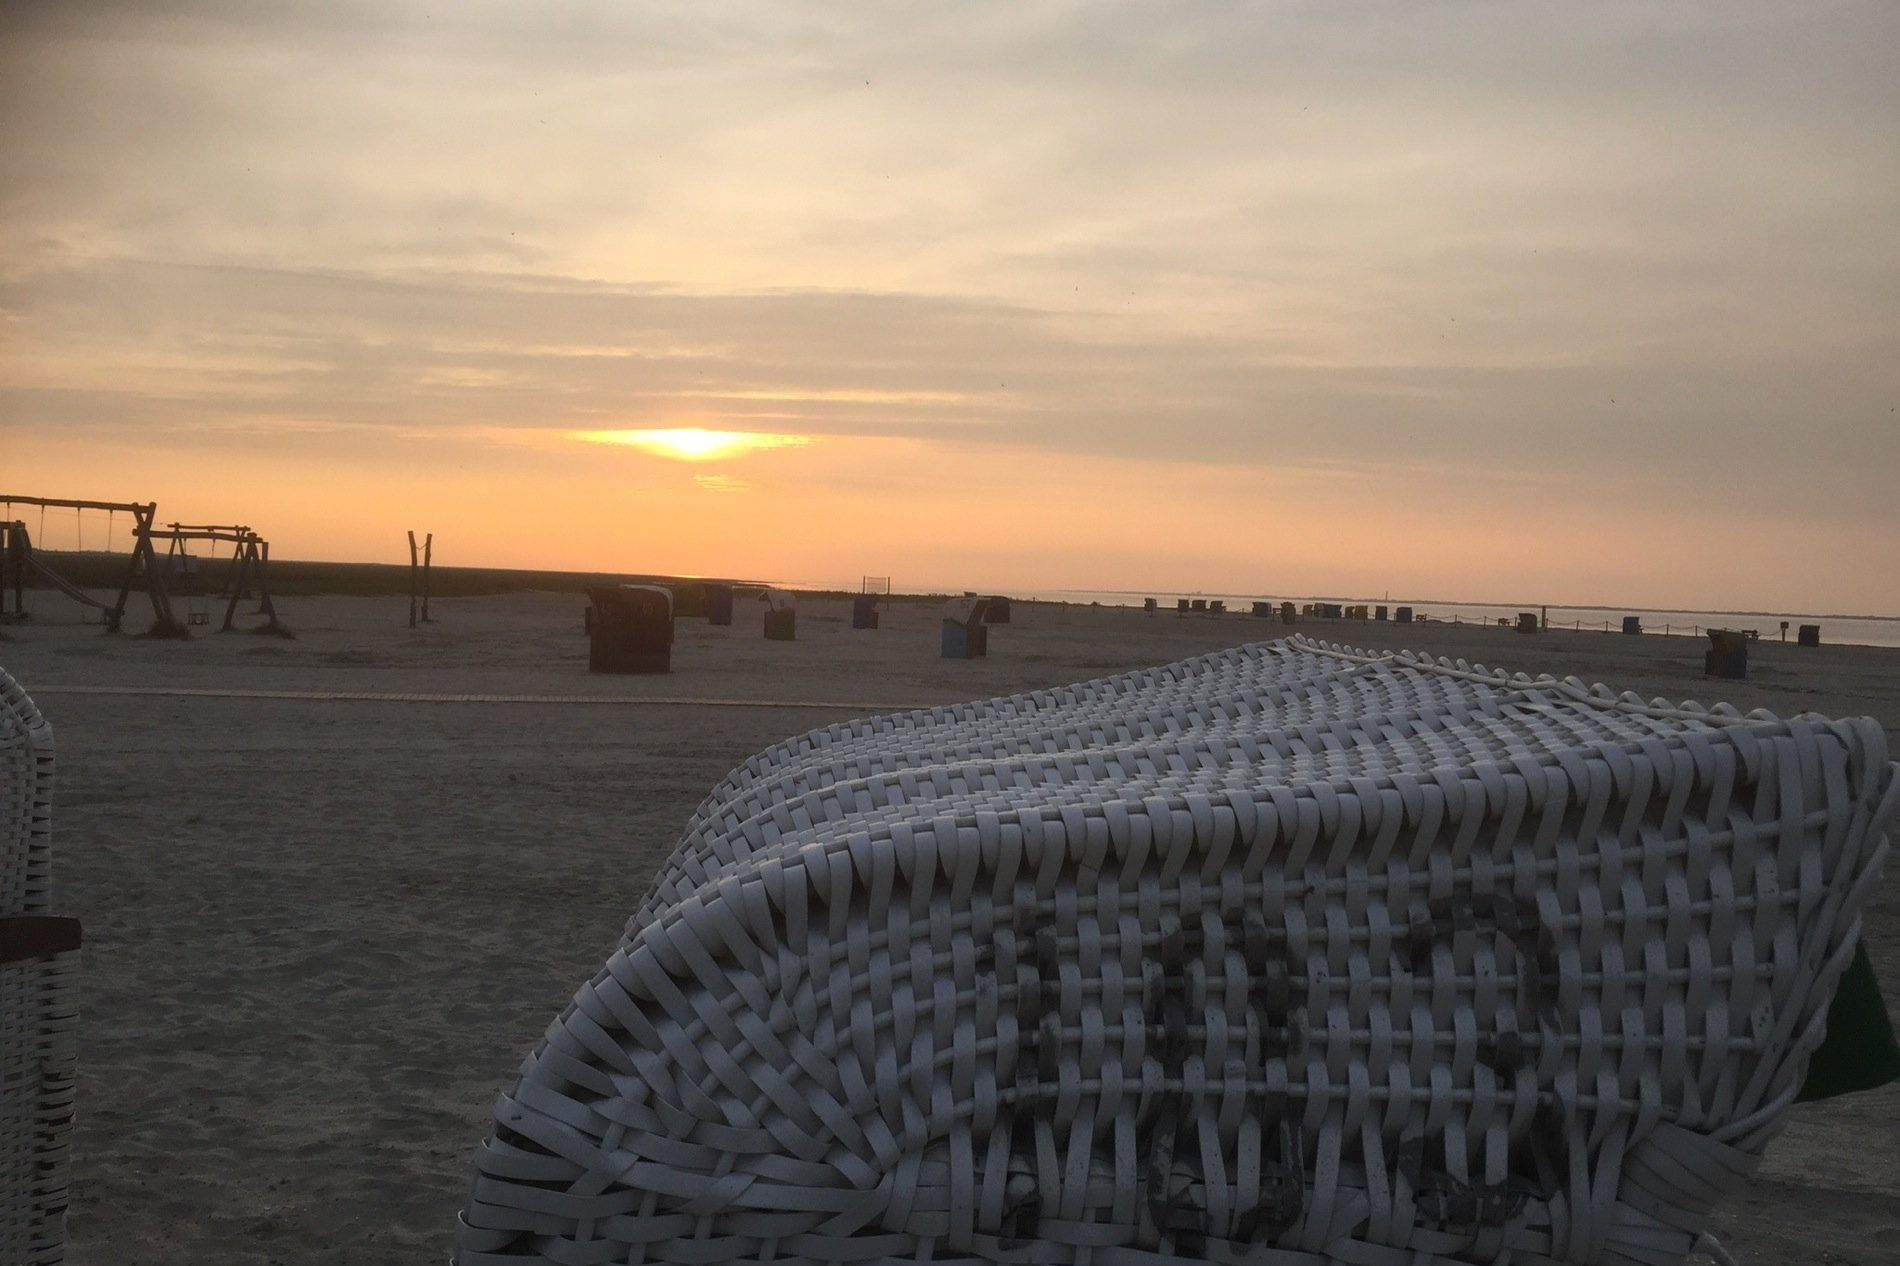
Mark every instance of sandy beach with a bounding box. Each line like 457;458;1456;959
3;591;1896;1265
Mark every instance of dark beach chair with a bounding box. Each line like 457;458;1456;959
704;583;734;627
584;584;673;673
1705;628;1748;679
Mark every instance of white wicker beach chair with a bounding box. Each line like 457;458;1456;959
457;636;1895;1265
1;666;77;1265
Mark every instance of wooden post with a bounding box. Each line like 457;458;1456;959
421;533;433;622
408;531;419;628
109;503;158;632
254;538;277;622
232;541;251;600
217;539;245;630
221;541;252;632
0;520;17;619
0;521;12;619
120;503;175;632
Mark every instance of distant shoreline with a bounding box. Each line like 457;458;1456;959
19;549;1899;626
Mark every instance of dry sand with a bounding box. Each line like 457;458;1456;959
2;591;1896;1265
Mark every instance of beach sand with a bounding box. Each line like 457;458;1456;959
2;592;1895;1264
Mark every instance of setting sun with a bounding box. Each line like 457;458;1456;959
571;428;810;462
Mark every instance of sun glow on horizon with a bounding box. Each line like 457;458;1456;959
572;427;812;462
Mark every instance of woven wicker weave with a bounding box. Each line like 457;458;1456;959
457;636;1895;1265
1;666;76;1265
2;671;55;921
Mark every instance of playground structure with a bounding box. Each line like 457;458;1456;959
0;495;281;635
148;523;283;634
1;496;172;632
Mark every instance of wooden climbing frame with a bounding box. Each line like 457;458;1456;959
0;496;171;632
143;524;279;633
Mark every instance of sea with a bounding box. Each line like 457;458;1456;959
1019;590;1900;650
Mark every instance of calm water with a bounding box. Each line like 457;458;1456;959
1026;590;1900;650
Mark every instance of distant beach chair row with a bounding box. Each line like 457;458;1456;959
1148;599;1417;624
582;587;1017;673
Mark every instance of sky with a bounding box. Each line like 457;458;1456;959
3;1;1897;610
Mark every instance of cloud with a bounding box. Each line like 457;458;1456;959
2;1;1896;603
3;252;1884;517
4;252;1893;525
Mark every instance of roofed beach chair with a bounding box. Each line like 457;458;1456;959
584;585;674;675
706;583;736;628
456;636;1895;1266
941;597;989;659
1;667;78;1265
764;589;798;642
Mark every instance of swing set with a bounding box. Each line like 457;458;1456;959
146;523;282;633
0;496;173;632
0;495;284;636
